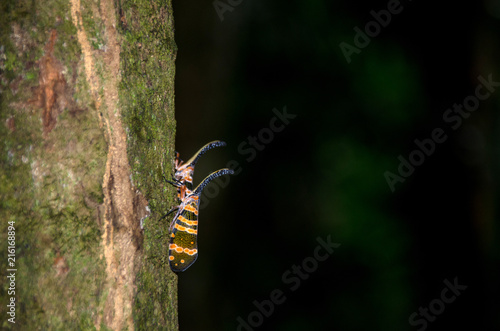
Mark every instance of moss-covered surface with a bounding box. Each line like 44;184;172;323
0;0;178;329
0;0;108;329
118;0;179;329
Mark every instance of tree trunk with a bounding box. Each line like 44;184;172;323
0;0;178;329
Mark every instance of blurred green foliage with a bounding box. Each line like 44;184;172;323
174;0;500;330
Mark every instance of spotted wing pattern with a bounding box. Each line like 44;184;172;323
168;168;234;272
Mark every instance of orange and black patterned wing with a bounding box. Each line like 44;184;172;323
168;167;233;272
168;197;200;272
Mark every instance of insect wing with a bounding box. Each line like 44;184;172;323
169;198;200;272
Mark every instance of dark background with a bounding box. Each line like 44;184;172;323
172;0;500;330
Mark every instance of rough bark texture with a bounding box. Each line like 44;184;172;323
0;0;178;329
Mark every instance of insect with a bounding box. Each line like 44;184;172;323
172;140;226;198
166;168;234;272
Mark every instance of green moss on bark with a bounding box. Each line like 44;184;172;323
0;0;178;329
0;0;111;329
118;0;179;329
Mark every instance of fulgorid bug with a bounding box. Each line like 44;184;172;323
162;141;233;272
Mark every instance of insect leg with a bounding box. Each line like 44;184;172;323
159;206;179;222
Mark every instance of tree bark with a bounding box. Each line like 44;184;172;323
0;0;178;329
